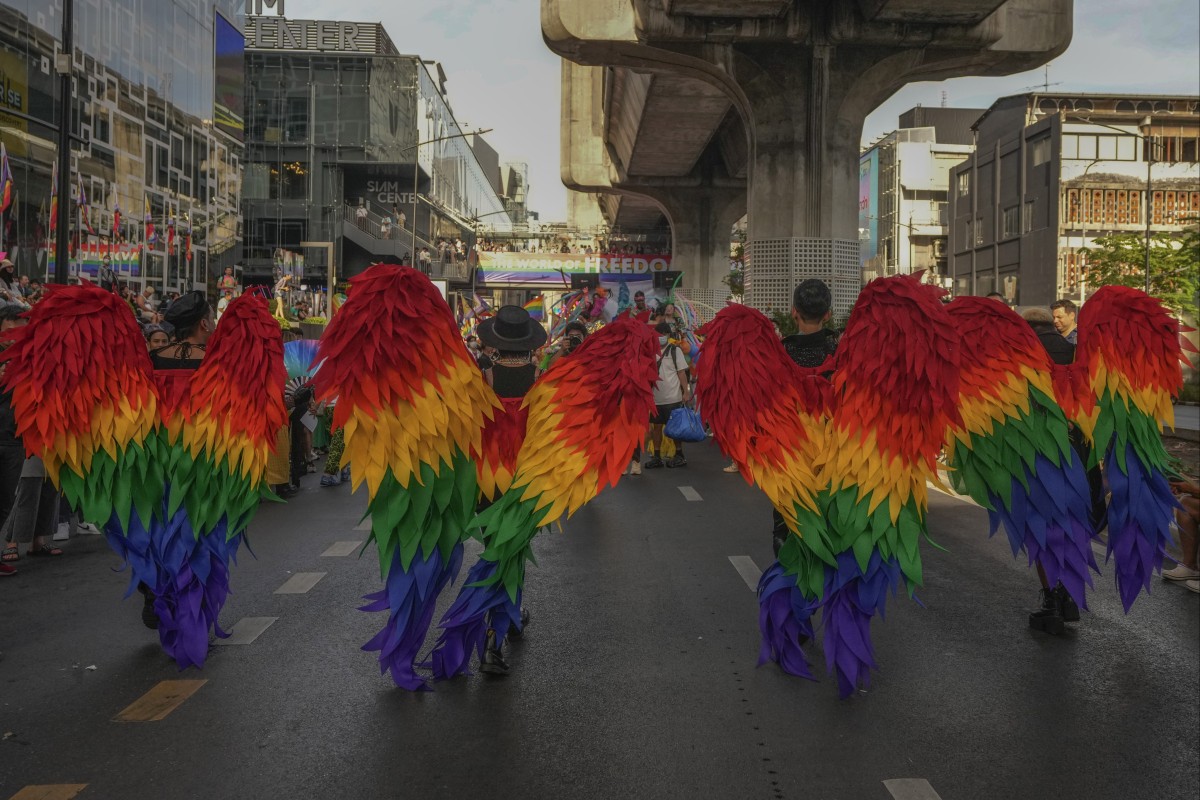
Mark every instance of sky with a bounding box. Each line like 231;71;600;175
299;0;1199;222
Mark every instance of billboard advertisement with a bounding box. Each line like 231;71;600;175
476;252;673;286
213;11;245;142
858;150;879;268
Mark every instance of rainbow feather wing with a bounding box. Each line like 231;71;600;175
430;317;658;680
1;283;160;531
476;397;528;503
822;276;960;697
1073;286;1188;611
313;264;499;690
695;304;835;678
146;295;287;668
944;297;1098;607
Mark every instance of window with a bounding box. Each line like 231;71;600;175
1022;199;1036;233
957;171;970;195
1097;135;1117;160
1002;206;1021;239
1030;137;1051;166
1062;134;1078;160
1117;136;1137;161
1077;134;1097;160
974;216;984;246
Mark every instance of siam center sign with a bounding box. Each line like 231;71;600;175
245;3;384;55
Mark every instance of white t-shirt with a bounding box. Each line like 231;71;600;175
653;345;688;405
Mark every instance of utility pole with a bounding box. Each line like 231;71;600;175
53;0;74;284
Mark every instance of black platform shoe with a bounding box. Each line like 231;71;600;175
1028;587;1065;635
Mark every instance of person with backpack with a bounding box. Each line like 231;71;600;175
644;322;691;469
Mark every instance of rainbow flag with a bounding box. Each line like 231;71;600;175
523;295;544;321
49;161;58;236
1;143;13;214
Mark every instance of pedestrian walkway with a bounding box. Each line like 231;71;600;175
1170;403;1199;433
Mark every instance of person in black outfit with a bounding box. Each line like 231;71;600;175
770;279;839;555
1021;306;1103;634
473;304;547;673
138;291;215;626
477;305;545;400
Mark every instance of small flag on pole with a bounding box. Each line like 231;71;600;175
49;161;58;236
76;174;95;234
144;196;156;244
112;190;121;237
0;143;13;214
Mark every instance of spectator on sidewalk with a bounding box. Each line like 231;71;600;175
0;303;26;576
1164;478;1200;592
1;455;65;562
1051;298;1078;345
645;322;691;470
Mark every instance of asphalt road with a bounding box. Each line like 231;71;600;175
2;443;1197;800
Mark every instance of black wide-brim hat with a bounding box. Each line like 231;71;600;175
477;304;547;351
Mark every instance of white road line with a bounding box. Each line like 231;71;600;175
274;572;327;594
728;555;761;592
354;517;372;531
215;617;278;646
678;485;703;502
883;778;945;800
321;541;362;557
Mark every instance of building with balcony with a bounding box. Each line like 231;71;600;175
858;106;981;286
242;12;510;286
949;92;1200;305
0;1;245;290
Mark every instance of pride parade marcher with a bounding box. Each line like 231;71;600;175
1;284;286;668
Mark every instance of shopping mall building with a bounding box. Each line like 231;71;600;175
241;10;511;287
0;0;245;290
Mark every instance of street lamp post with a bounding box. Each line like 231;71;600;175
1139;116;1153;294
401;128;493;274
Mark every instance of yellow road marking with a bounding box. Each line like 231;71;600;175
113;680;207;722
9;786;89;800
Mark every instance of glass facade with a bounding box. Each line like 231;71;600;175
244;31;509;282
0;0;244;289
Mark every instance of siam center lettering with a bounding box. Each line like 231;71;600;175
247;17;374;53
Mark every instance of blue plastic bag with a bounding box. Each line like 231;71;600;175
665;406;707;443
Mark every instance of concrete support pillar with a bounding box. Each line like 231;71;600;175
735;44;907;319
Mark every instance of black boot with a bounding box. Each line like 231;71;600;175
480;629;510;675
771;513;788;557
137;583;160;630
508;607;531;639
1028;587;1065;635
1054;584;1080;622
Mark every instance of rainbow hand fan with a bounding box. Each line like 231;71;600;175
313;264;499;690
943;297;1099;608
429;316;658;680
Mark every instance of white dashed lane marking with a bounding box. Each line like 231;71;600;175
321;541;362;557
678;486;703;502
727;556;762;592
883;778;945;800
274;572;326;594
215;617;278;646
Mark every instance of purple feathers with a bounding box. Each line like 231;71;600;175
360;543;463;691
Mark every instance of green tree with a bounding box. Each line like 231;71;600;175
1083;223;1199;314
